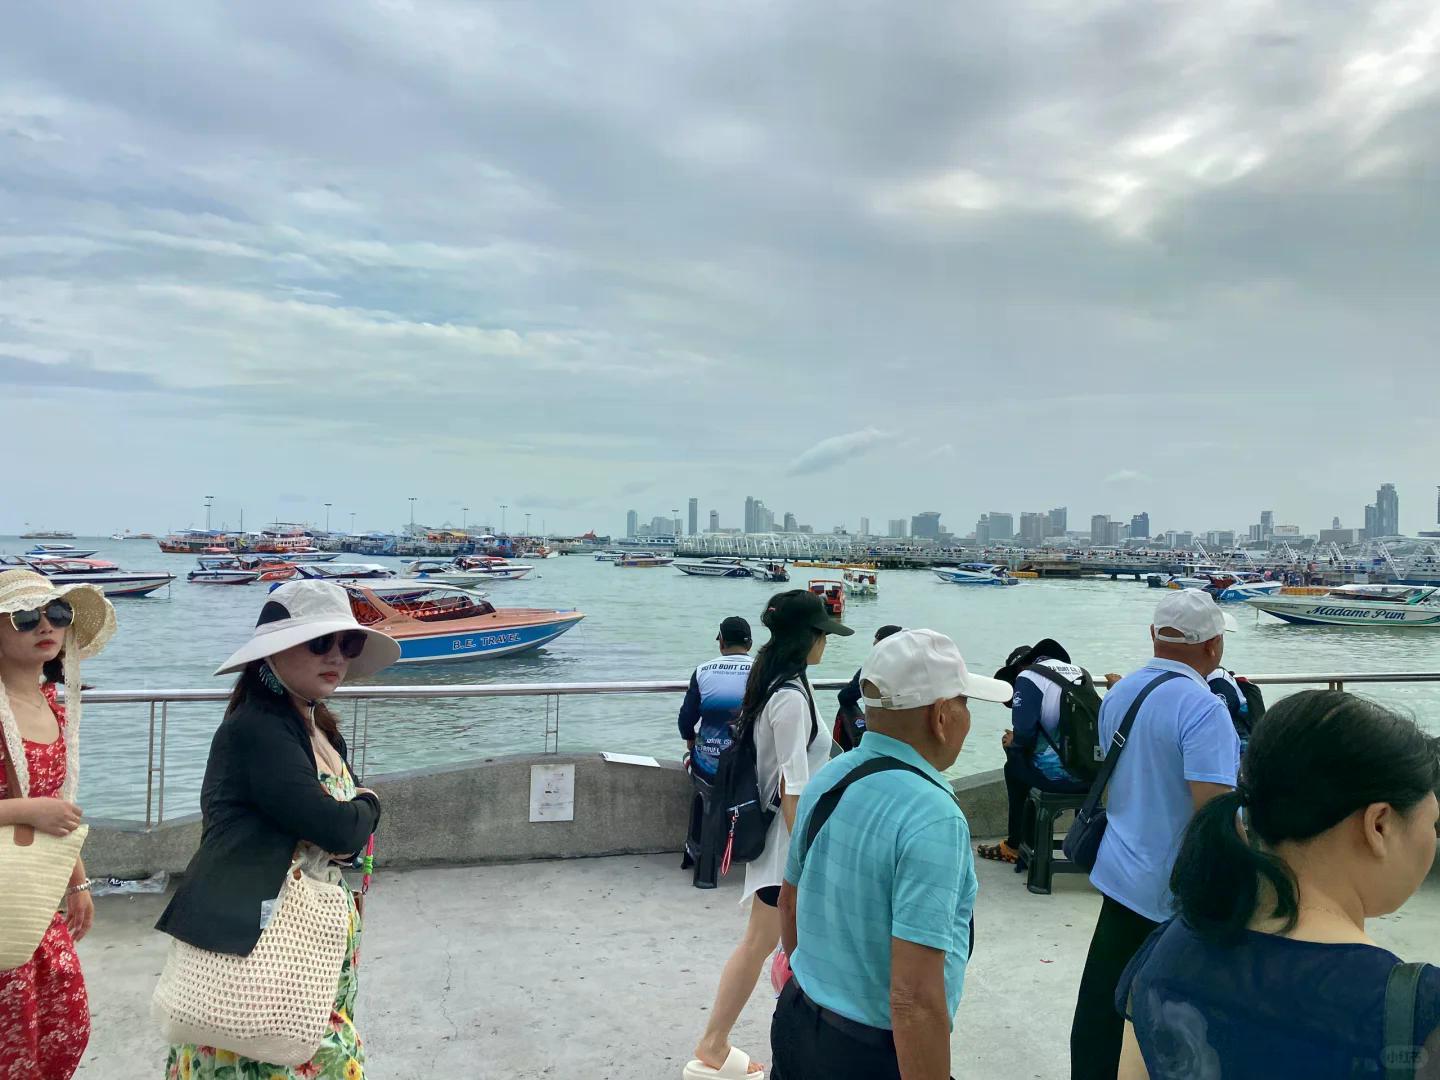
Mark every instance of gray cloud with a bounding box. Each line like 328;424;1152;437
0;0;1436;536
788;429;896;477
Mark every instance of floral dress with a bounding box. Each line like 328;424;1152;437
0;683;90;1079
166;766;367;1080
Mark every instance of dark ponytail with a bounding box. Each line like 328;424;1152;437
1171;690;1440;943
737;590;821;737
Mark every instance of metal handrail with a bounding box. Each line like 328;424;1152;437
74;672;1440;827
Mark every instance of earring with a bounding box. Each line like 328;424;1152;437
257;662;285;696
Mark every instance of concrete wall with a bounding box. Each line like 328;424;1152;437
82;753;1012;880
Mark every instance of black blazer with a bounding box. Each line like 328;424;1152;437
154;689;381;956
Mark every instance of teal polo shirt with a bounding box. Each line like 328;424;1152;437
784;732;977;1030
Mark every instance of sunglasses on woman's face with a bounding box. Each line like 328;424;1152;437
306;630;367;660
9;600;74;634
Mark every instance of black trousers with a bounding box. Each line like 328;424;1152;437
1069;895;1160;1080
1003;745;1088;847
771;979;954;1080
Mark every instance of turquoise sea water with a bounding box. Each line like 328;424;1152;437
5;538;1438;820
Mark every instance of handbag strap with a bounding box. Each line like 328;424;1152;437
1;740;23;800
1384;961;1429;1080
1019;663;1081;757
1076;671;1186;819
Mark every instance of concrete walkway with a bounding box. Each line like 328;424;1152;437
77;852;1440;1079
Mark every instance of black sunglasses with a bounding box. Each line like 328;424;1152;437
306;630;368;660
9;599;74;634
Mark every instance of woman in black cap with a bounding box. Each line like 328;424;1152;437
687;590;852;1080
978;638;1101;865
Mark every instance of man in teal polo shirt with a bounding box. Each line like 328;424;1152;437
772;629;1012;1080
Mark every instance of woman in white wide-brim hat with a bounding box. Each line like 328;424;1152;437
154;579;400;1080
0;569;116;1079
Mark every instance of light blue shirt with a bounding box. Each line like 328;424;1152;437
784;733;976;1030
1090;660;1239;923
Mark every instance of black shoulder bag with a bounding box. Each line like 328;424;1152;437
1063;671;1185;871
1384;961;1431;1079
798;756;976;961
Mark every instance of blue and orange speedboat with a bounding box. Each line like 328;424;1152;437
344;582;584;663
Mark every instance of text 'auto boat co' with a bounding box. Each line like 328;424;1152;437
674;557;754;579
0;556;176;598
346;583;584;662
1246;585;1440;627
933;563;1020;586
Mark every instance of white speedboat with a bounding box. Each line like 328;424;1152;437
934;563;1019;586
1246;585;1440;627
1;556;175;598
750;560;790;583
24;544;99;559
403;560;498;588
675;557;753;578
593;551;627;562
188;567;260;585
843;567;879;597
294;563;396;582
455;555;534;580
615;553;673;568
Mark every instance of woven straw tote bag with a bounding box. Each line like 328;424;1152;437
0;751;89;972
151;862;351;1067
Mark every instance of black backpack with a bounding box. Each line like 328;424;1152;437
1236;676;1266;737
1023;664;1106;783
713;678;818;874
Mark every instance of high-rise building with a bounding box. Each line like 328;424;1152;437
1320;527;1363;545
673;518;683;537
687;498;698;536
1376;483;1399;537
1248;523;1262;543
1020;512;1046;546
1047;507;1068;536
1091;514;1112;546
650;515;672;537
744;496;774;534
975;514;991;546
708;509;720;532
782;512;798;533
1333;516;1342;530
888;519;907;539
987;513;1014;541
859;517;870;537
1260;510;1274;540
1130;512;1150;539
1364;503;1378;539
626;510;638;538
744;496;755;534
911;511;942;541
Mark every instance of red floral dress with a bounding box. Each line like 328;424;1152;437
0;683;89;1079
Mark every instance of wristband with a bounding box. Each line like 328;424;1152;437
65;880;92;897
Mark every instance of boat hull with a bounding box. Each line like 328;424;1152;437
1246;599;1440;627
934;570;1018;586
675;563;752;578
389;613;586;662
188;571;259;585
55;574;176;597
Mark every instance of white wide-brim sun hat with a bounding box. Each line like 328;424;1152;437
0;569;116;659
215;579;401;679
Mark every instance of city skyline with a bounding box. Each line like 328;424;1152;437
3;4;1437;538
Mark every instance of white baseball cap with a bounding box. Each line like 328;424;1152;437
1152;589;1239;645
860;628;1012;711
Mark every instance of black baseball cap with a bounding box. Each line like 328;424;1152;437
764;590;854;637
718;616;752;647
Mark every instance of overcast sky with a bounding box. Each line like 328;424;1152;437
3;1;1438;538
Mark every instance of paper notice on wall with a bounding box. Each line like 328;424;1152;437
529;763;575;822
601;752;661;768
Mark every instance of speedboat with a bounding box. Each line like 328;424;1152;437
24;544;99;559
189;555;293;585
675;557;753;579
403;560;496;587
1246;585;1440;627
293;563;396;582
1;556;176;598
843;568;879;597
188;565;260;585
345;583;583;663
455;555;534;580
808;579;845;618
1208;572;1285;603
750;560;790;583
593;551;627;562
615;554;673;568
934;563;1019;586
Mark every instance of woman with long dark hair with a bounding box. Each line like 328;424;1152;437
1116;690;1440;1079
687;590;852;1080
0;570;115;1079
154;580;400;1079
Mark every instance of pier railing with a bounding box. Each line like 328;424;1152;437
77;671;1440;827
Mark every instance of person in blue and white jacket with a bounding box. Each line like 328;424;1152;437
678;616;754;779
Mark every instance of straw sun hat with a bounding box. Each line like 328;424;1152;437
0;569;118;802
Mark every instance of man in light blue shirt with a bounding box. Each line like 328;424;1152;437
1069;591;1240;1080
771;629;1013;1080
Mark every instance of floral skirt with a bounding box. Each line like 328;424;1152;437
165;894;364;1080
0;913;90;1079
